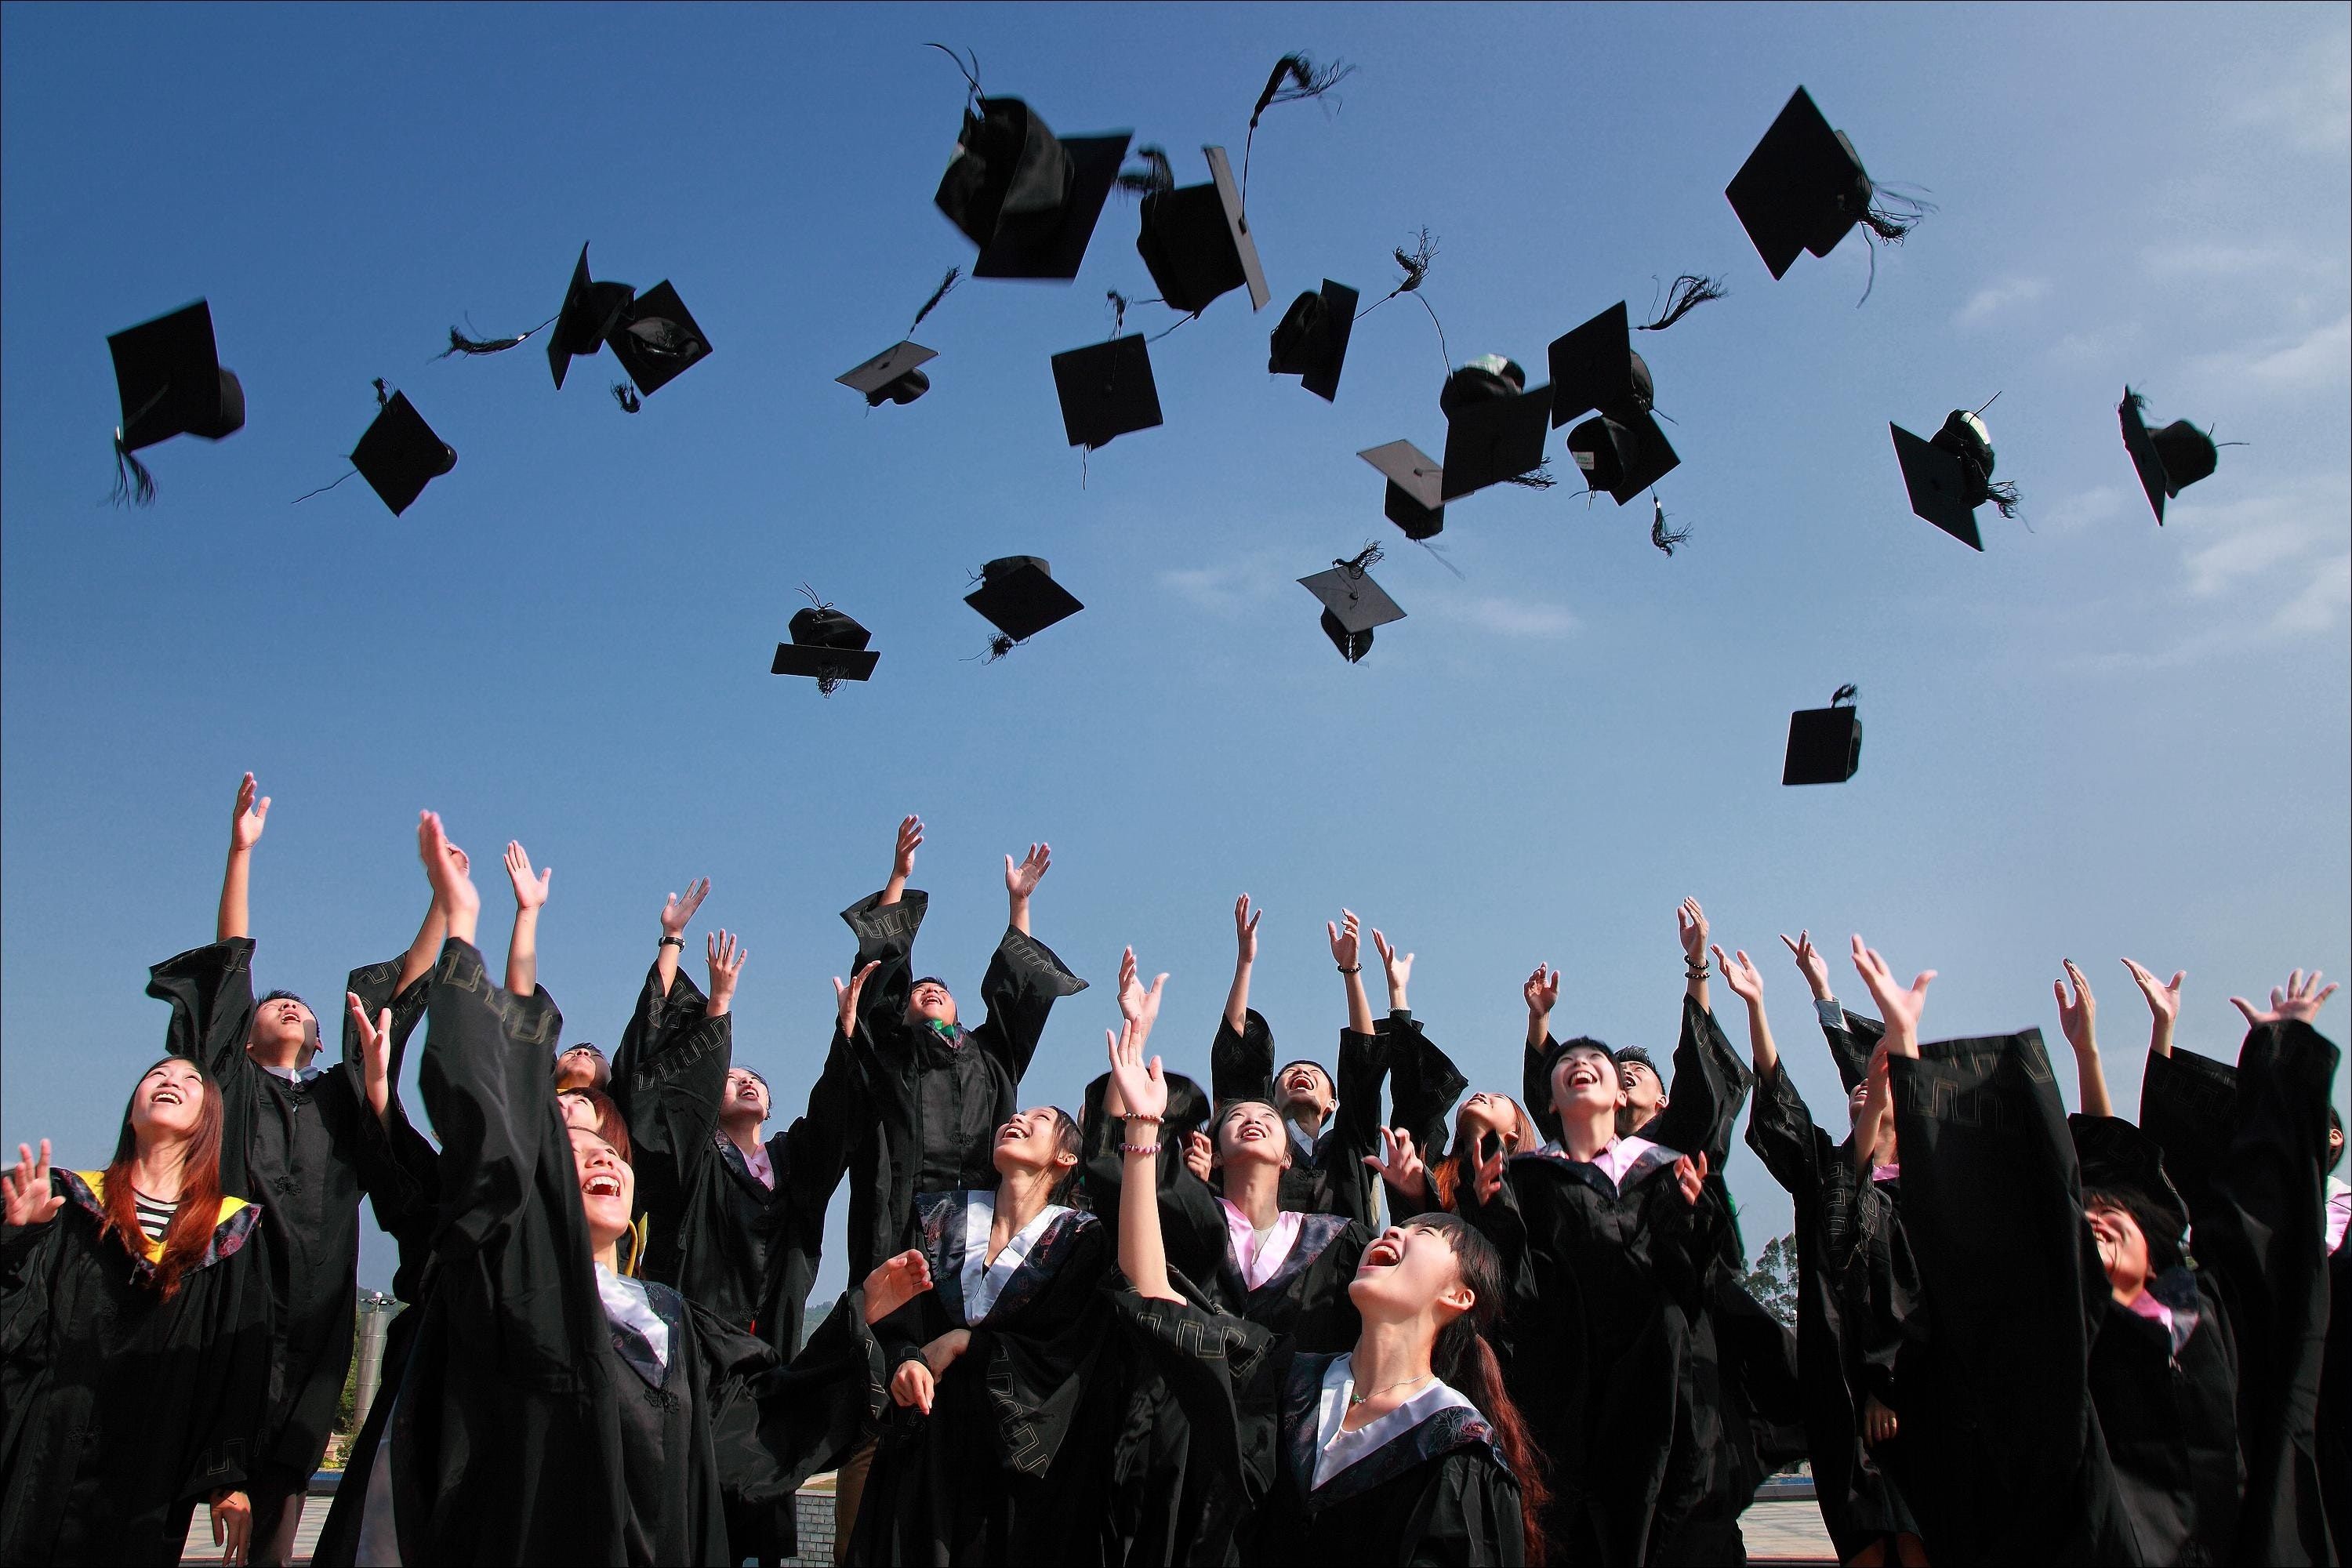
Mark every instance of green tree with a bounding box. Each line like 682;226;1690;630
1741;1232;1798;1327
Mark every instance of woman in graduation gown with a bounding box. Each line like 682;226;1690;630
1106;976;1541;1566
0;1056;273;1565
342;813;906;1567
1729;938;1925;1566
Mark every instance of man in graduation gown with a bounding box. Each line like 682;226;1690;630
143;775;435;1566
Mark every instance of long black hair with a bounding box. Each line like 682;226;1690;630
1417;1212;1551;1563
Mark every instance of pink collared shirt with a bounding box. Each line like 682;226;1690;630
719;1134;775;1190
1220;1200;1305;1289
1538;1134;1661;1186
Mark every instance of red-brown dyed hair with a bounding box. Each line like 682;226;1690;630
101;1058;228;1301
1420;1211;1551;1565
1430;1095;1542;1211
559;1087;632;1164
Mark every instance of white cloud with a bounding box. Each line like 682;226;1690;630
1156;559;1284;615
2225;27;2351;154
2175;480;2347;598
2043;485;2127;532
1445;596;1580;640
1953;275;2049;326
2140;241;2316;278
2270;553;2351;634
2187;314;2352;396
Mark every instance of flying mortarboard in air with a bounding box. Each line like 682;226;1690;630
839;270;962;408
771;590;879;696
1890;398;2021;550
1726;86;1928;299
106;299;245;505
1273;228;1442;405
965;556;1084;660
1299;543;1405;664
1439;355;1555;501
1548;282;1724;518
2118;387;2226;524
438;243;710;412
1051;292;1165;459
929;46;1133;281
1783;684;1862;786
292;380;456;518
1359;441;1445;540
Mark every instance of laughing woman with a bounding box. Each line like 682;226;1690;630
0;1058;273;1566
1109;967;1541;1566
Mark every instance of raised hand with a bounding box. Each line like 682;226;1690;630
418;812;481;935
1715;945;1765;1007
1327;909;1363;971
2230;969;2338;1028
1234;894;1261;964
891;1359;936;1414
1117;946;1148;1023
347;994;394;1120
1523;964;1561;1018
1673;1150;1710;1207
3;1140;64;1227
1005;843;1051;902
863;1248;934;1323
1362;1126;1428;1203
1106;1013;1170;1127
2053;960;2096;1053
1472;1141;1507;1206
834;960;880;1039
1849;935;1933;1055
1372;929;1415;1004
1677;898;1709;965
229;772;270;852
503;842;551;912
1182;1130;1214;1183
659;878;710;938
1780;930;1831;1000
892;815;924;883
2120;959;2184;1056
706;931;747;1016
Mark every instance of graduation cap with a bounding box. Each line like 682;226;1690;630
1890;405;2020;550
1300;546;1405;663
1134;145;1271;317
1269;279;1359;401
1439;360;1554;501
1359;441;1445;539
606;282;711;399
771;600;879;695
349;388;457;517
1565;412;1679;506
1051;334;1163;450
106;299;245;504
2118;388;2221;524
546;245;637;390
1726;86;1922;284
1548;303;1653;427
965;556;1083;655
1783;684;1861;786
934;88;1133;280
838;342;937;407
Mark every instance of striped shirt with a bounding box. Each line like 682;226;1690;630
131;1188;177;1245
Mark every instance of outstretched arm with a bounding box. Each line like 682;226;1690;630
1225;895;1260;1036
216;773;269;942
2121;958;2184;1059
1678;898;1711;1014
881;815;920;908
1849;935;1933;1058
1330;911;1374;1036
1005;842;1050;938
2053;960;2111;1116
654;878;710;998
502;842;553;996
1107;962;1179;1303
1716;946;1777;1081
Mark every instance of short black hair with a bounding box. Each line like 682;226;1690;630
2084;1185;2186;1276
911;975;953;993
2330;1105;2343;1174
1543;1034;1615;1083
1276;1059;1331;1089
1613;1045;1661;1079
1047;1107;1083;1203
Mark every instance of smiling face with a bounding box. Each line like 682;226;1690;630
131;1058;209;1141
993;1106;1077;1184
1549;1045;1627;1122
906;978;958;1029
1215;1100;1292;1171
1457;1093;1522;1151
571;1127;636;1254
1276;1061;1333;1120
2086;1196;2152;1302
721;1068;770;1125
249;994;318;1063
1348;1221;1477;1324
1618;1059;1666;1121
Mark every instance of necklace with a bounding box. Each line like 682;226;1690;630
1348;1371;1434;1408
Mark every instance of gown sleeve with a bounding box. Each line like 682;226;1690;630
1382;1012;1468;1165
1105;1290;1286;1512
753;1027;862;1356
840;888;929;1035
1647;996;1753;1171
1406;1450;1529;1568
1744;1060;1823;1200
177;1213;277;1506
2138;1044;2238;1221
416;939;565;1258
1212;1007;1278;1107
706;1289;888;1512
1525;1033;1559;1146
965;927;1088;1088
1322;1026;1392;1224
609;960;731;1266
147;938;261;1192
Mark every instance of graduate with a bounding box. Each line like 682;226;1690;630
334;811;906;1566
0;1058;274;1566
142;775;431;1566
1735;934;1926;1567
1109;970;1541;1565
1210;901;1395;1217
1377;1091;1545;1218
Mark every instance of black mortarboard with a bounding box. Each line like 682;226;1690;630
935;97;1132;281
607;282;711;398
1300;556;1404;663
548;245;637;390
1136;146;1271;317
350;391;457;517
1440;371;1553;500
1725;86;1893;280
1889;423;1978;549
2069;1113;2190;1257
1051;335;1163;450
1565;412;1679;506
108;299;245;452
965;556;1083;644
771;604;879;691
1269;280;1359;401
2118;388;2219;524
1547;303;1658;427
1359;441;1445;539
1783;685;1861;786
839;342;938;407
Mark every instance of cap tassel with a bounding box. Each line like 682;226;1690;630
1116;146;1175;198
1504;460;1559;491
1354;230;1450;375
1242;53;1356;201
110;433;158;507
1853;187;1934;306
1651;496;1691;555
611;383;642;414
1831;684;1859;707
924;42;983;104
1637;274;1728;332
1986;480;2024;520
437;314;558;359
1336;541;1385;579
983;633;1018;663
908;267;961;332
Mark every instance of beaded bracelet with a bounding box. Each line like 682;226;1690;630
1120;1142;1163;1156
1121;1111;1164;1124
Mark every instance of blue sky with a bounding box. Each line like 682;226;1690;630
4;2;2346;1294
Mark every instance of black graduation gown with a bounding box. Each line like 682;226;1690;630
0;1172;272;1565
840;889;1089;1278
850;1189;1116;1566
2140;1021;2340;1565
1745;1057;1922;1559
1210;1008;1388;1219
1112;1293;1526;1566
1462;1134;1725;1566
355;938;878;1566
1378;1011;1469;1170
2085;1261;2241;1566
146;937;411;1485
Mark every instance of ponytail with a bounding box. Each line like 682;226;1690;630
1420;1212;1551;1564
